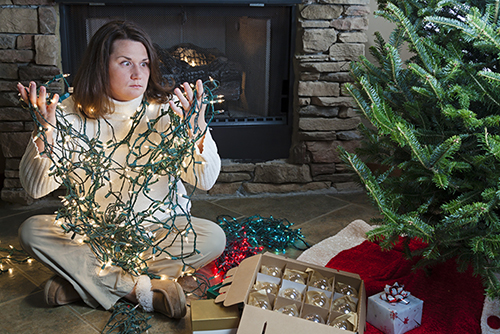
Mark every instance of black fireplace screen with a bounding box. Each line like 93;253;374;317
59;3;297;160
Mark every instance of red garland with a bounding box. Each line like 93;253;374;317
213;236;264;277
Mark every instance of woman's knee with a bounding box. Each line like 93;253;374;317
18;215;53;249
202;222;226;259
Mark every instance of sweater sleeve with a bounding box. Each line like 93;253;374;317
19;135;61;199
181;128;221;191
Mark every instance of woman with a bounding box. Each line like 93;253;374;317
16;20;225;319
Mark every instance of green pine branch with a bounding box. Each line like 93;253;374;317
344;0;500;298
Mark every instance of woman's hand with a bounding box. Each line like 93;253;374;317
17;81;59;155
169;79;207;151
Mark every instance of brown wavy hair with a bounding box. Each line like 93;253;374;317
72;20;172;118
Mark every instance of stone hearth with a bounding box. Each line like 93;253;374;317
0;0;369;204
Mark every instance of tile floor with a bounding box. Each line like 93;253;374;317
0;190;380;333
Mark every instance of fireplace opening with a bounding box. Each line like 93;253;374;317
58;2;298;161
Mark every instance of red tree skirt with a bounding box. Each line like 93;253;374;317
326;238;485;334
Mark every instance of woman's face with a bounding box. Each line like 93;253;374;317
108;39;150;101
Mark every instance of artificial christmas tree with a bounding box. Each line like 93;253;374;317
341;0;500;297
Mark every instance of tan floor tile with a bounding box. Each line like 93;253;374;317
190;200;244;222
328;192;375;206
0;291;99;333
0;266;40;305
296;203;381;245
57;297;106;316
212;194;349;225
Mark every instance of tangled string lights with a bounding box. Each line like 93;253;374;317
23;75;223;278
102;302;152;334
214;215;310;276
0;245;31;274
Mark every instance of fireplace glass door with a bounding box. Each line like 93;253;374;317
59;3;296;160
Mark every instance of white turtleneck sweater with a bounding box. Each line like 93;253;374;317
19;95;221;227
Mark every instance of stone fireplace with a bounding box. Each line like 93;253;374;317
59;2;296;160
0;0;369;205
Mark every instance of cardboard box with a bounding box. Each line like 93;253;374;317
215;253;366;334
366;292;423;334
191;299;241;334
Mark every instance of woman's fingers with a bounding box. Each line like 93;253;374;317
183;82;194;102
171;81;206;132
29;81;38;106
173;87;188;112
47;93;59;113
37;85;48;111
17;83;28;101
195;79;204;100
176;81;204;111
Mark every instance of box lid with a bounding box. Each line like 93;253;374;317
191;299;240;331
215;254;263;307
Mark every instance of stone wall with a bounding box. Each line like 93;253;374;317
0;0;60;204
0;0;368;204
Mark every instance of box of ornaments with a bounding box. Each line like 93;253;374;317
215;252;366;334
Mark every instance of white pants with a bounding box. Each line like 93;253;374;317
18;214;226;310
